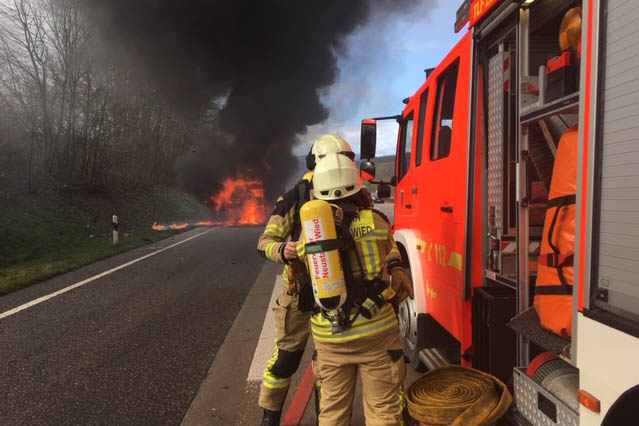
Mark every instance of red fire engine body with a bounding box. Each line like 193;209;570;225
361;0;639;424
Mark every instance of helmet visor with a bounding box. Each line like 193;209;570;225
340;151;356;161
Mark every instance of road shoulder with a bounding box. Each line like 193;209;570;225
181;261;282;425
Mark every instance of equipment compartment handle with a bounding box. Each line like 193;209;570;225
440;206;453;213
538;391;558;423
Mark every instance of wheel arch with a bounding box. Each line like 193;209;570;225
600;384;639;426
393;228;427;315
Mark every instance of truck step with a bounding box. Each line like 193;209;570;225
418;348;450;370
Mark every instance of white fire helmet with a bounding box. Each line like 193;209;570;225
312;153;362;201
306;134;355;170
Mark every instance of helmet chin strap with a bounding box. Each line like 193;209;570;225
333;200;359;223
333;190;366;210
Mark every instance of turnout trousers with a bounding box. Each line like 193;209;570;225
313;327;406;426
259;287;312;411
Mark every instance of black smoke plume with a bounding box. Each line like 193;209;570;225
80;0;434;202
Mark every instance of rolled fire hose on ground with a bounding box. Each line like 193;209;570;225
406;365;512;426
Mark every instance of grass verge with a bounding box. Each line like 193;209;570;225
0;189;210;295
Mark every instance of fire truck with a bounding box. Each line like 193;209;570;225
360;0;639;424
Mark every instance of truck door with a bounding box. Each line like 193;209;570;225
418;46;471;341
394;111;416;230
427;58;467;287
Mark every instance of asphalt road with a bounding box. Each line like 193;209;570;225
0;226;264;426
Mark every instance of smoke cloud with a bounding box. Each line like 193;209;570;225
80;0;435;202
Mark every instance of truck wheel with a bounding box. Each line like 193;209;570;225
396;249;422;370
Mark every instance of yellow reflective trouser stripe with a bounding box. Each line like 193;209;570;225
399;388;407;426
262;344;291;390
311;305;397;342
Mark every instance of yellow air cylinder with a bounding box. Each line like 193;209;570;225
300;199;347;311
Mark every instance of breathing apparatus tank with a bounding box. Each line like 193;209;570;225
299;199;348;330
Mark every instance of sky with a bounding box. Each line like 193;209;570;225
297;0;464;157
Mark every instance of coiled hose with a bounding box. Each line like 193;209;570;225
406;365;512;426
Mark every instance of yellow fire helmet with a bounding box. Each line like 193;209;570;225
312;152;362;201
306;134;355;170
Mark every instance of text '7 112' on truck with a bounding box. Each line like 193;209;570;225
360;0;639;425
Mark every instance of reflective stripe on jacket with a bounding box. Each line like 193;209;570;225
298;208;402;343
257;183;303;287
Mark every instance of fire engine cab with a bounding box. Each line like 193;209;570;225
360;0;639;424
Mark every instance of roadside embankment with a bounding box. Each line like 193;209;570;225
0;188;210;295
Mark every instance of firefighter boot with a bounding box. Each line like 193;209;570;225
260;409;281;426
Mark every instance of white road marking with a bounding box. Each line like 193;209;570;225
247;275;282;382
0;228;217;321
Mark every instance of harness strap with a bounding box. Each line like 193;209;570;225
546;194;576;209
544;193;576;291
538;252;574;268
535;285;573;295
337;208;383;326
292;180;311;240
339;207;366;279
313;206;391;331
305;239;344;254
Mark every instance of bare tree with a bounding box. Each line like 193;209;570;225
0;0;195;193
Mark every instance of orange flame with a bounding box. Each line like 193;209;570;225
152;221;193;231
169;223;189;230
195;220;215;226
209;173;268;225
152;173;268;230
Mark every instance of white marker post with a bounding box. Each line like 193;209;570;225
112;214;119;245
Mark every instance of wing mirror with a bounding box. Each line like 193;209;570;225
360;119;377;160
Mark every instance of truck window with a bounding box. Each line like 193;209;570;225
397;112;414;182
415;89;429;167
430;59;460;161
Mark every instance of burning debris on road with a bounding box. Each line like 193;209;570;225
152;221;214;231
153;172;268;229
208;173;268;226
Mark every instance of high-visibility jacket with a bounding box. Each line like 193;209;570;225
297;208;402;343
534;125;578;338
257;177;312;289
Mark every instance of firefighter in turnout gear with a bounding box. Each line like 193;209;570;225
297;153;413;426
256;134;355;426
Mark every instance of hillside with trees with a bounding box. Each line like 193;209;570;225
0;0;210;292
